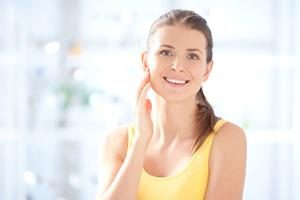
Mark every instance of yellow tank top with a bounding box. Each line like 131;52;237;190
127;119;227;200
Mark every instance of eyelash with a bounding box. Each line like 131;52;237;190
187;53;200;60
159;49;173;56
158;50;200;60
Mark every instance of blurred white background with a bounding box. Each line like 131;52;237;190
0;0;299;199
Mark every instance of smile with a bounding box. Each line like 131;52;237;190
163;77;190;86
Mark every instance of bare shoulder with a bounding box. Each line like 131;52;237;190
210;121;247;167
214;121;246;149
205;122;247;200
206;121;247;199
100;125;129;162
96;126;129;196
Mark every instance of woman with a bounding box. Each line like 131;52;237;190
96;9;247;200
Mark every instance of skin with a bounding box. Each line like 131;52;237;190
96;24;247;200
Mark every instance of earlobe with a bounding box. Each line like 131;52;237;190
141;51;149;72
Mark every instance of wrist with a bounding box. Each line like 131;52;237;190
133;134;151;151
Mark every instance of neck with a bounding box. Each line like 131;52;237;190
151;94;198;146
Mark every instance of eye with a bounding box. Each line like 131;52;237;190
159;49;173;56
187;53;200;60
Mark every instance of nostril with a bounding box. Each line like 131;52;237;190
170;65;184;72
170;62;185;71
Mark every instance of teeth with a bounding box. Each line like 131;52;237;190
165;78;187;84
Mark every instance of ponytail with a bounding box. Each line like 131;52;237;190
193;88;219;152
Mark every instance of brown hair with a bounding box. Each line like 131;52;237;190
146;9;219;152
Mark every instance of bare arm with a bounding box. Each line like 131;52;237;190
205;122;247;200
96;127;149;200
96;72;153;200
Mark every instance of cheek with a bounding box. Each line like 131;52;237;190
147;58;165;91
190;62;207;77
188;65;201;78
148;56;172;70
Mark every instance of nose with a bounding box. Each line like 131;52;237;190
170;57;185;72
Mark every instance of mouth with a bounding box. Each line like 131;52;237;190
163;76;190;86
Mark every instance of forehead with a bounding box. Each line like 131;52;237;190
150;25;207;51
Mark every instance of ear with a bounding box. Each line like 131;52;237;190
203;60;213;82
141;51;150;72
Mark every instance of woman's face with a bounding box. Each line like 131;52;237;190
142;25;213;102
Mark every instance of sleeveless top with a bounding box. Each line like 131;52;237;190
127;119;227;200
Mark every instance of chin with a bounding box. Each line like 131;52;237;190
151;84;194;103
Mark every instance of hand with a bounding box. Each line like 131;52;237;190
135;71;153;144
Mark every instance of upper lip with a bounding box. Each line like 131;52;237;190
163;76;190;82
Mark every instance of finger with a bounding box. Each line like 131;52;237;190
145;99;152;113
136;72;150;104
137;82;151;106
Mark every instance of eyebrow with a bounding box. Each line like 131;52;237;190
187;48;203;54
160;44;175;49
159;44;203;54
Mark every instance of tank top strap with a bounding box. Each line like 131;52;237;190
213;119;227;133
194;119;227;154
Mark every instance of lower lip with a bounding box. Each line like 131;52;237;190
164;78;189;88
